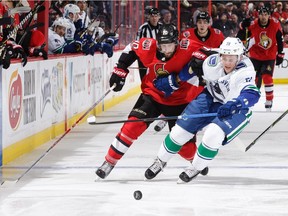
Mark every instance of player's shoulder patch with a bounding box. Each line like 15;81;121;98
182;30;191;38
207;54;218;66
235;61;247;70
142;39;153;50
179;38;190;49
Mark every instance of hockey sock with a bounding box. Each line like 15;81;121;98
157;134;179;162
262;74;273;101
178;141;197;161
105;117;147;165
192;142;218;170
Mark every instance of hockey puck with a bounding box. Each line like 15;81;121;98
133;190;142;200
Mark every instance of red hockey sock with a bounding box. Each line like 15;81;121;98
105;117;147;165
178;141;197;161
262;74;274;101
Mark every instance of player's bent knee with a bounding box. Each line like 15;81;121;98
170;124;194;145
202;123;225;149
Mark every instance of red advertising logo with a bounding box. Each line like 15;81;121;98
8;70;22;130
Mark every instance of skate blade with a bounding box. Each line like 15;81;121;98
94;176;104;182
176;178;186;184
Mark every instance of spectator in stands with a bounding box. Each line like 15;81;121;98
212;13;233;38
92;1;112;30
272;2;288;25
161;9;173;25
224;2;234;21
192;3;208;27
158;0;176;22
76;0;90;29
235;2;248;22
283;20;288;47
230;13;240;37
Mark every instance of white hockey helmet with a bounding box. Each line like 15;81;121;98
219;37;244;57
52;17;69;28
64;3;80;17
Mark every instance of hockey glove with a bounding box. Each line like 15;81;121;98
0;47;12;69
30;47;48;60
100;42;114;58
6;40;27;67
186;47;217;85
276;52;284;66
178;63;195;82
153;73;179;97
241;17;252;29
109;67;129;91
217;98;248;119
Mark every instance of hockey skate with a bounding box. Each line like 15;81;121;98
154;115;167;132
145;158;167;180
96;161;114;179
177;165;201;184
200;167;209;176
265;100;273;112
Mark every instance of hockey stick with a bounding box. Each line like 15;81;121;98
245;108;288;152
0;85;115;186
7;6;31;16
18;22;44;45
88;113;217;125
0;0;44;48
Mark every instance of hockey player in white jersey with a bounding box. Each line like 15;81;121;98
48;17;81;54
63;3;81;41
145;37;261;183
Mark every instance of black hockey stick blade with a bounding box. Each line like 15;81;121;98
88;113;217;125
245;109;288;152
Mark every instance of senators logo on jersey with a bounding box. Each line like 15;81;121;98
258;32;272;49
154;63;169;77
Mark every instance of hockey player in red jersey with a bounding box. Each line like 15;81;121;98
180;12;224;49
237;6;284;111
96;24;210;179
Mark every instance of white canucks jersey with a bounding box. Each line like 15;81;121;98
64;18;76;41
48;28;65;54
202;54;257;104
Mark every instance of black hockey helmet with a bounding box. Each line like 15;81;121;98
258;6;271;15
196;11;210;22
148;7;160;16
156;24;178;44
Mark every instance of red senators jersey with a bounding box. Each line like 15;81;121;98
180;27;224;48
248;18;282;60
131;37;204;106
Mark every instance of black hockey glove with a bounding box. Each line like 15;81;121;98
109;67;129;91
31;48;48;60
275;52;284;66
6;40;27;67
241;17;252;29
0;46;12;69
188;47;217;85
